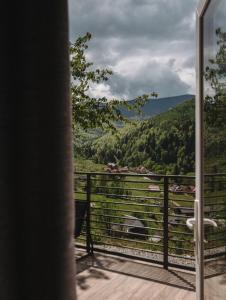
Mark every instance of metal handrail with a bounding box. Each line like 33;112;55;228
75;171;226;270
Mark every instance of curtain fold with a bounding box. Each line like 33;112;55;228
0;1;76;299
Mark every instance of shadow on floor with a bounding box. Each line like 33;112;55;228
77;268;110;290
205;257;226;285
75;251;195;292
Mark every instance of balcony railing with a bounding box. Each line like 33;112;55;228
74;172;226;271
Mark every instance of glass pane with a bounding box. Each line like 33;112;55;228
203;0;226;299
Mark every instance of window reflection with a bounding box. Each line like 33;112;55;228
203;1;226;292
204;1;226;174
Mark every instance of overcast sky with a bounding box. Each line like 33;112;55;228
69;0;199;99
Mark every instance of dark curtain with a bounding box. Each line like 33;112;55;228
0;1;76;299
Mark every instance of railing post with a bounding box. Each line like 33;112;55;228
86;174;92;254
163;176;169;269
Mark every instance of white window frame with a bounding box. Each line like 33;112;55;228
196;1;211;300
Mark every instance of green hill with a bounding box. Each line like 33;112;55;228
120;94;195;120
91;99;195;175
204;121;226;173
76;97;226;175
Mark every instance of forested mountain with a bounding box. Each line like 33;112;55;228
120;94;194;120
86;99;196;175
204;121;226;173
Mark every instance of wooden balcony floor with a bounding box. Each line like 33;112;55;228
76;251;196;300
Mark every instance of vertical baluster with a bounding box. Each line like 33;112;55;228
163;177;169;269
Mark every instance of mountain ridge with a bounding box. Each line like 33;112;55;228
121;94;195;119
91;99;196;174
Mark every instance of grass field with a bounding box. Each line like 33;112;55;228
74;159;226;262
75;169;195;258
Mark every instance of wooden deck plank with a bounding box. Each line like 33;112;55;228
76;253;196;300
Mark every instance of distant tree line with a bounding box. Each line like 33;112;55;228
78;100;196;175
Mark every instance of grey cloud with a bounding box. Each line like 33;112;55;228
69;0;199;98
182;56;196;69
79;36;195;71
107;61;190;99
69;0;198;41
168;58;176;68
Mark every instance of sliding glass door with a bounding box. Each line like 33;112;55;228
196;0;226;299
